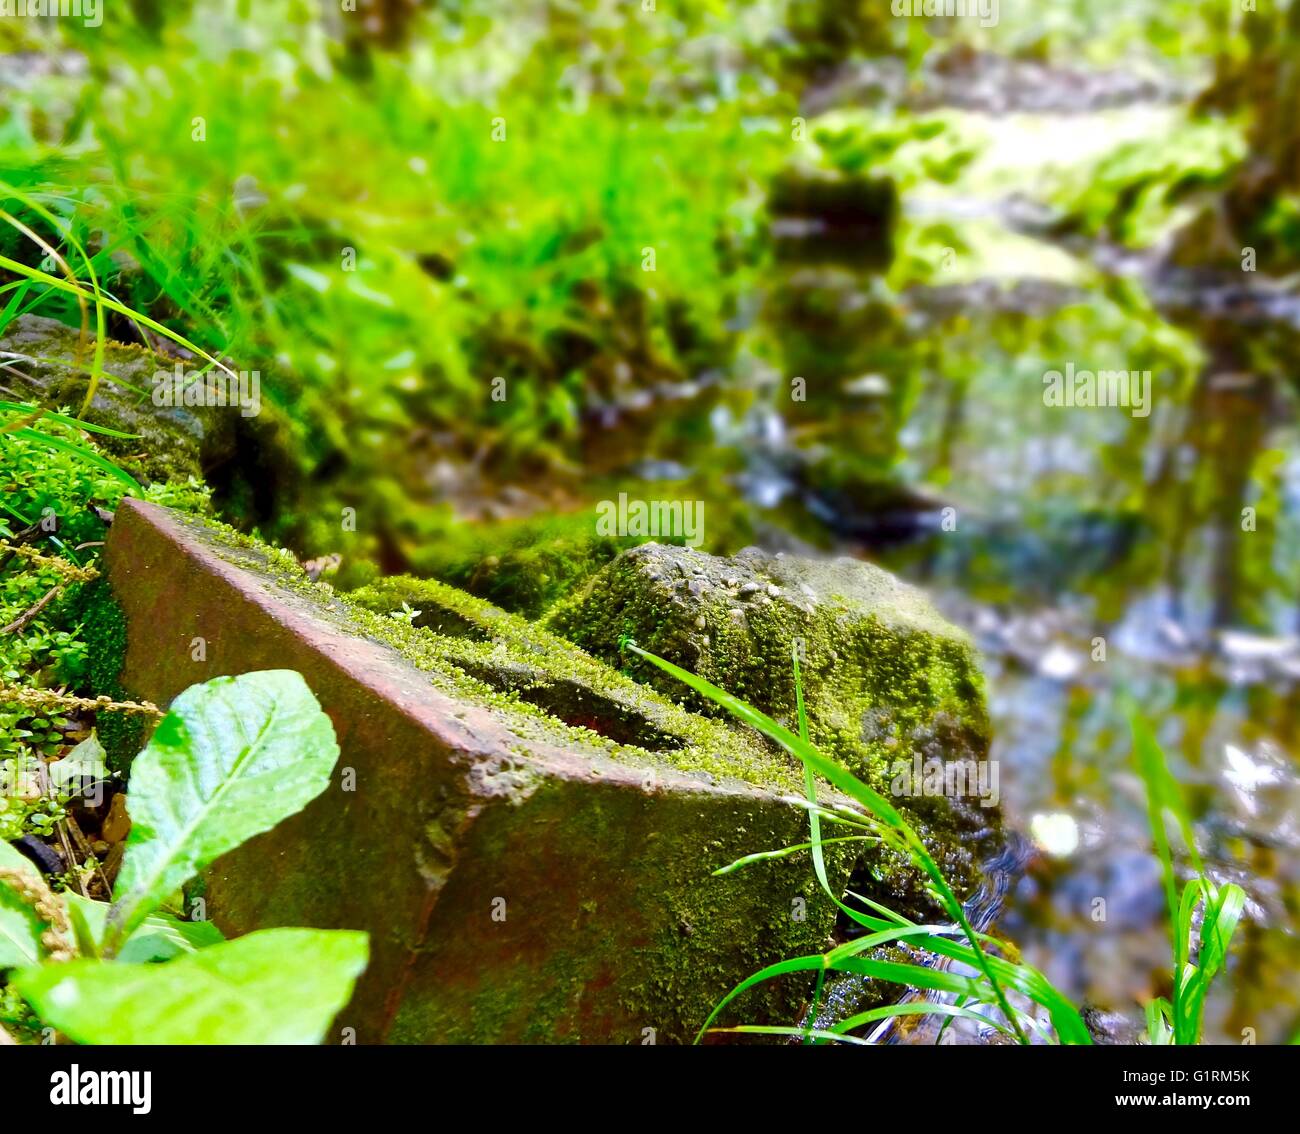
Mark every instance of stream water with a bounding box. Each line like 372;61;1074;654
579;88;1300;1043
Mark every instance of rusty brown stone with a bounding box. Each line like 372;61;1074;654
100;793;131;844
104;499;852;1043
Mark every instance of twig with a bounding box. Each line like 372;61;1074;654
63;812;111;900
36;763;88;899
1;585;61;634
55;818;88;898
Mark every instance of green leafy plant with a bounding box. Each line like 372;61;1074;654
628;642;1090;1046
0;669;367;1045
1130;710;1246;1046
0;387;208;807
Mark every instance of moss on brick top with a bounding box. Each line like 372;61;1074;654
150;509;807;795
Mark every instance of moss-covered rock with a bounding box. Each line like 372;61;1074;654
0;315;239;484
546;543;1001;903
549;544;987;762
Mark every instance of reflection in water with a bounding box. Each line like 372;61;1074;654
573;123;1300;1043
656;263;1295;1045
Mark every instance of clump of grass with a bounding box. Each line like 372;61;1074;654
1129;708;1246;1046
628;641;1091;1046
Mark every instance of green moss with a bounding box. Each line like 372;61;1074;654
404;512;633;619
68;578;142;772
546;544;990;785
343;573;803;790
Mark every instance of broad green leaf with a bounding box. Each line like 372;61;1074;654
48;732;110;795
65;891;224;964
108;670;339;943
14;927;368;1044
0;839;45;968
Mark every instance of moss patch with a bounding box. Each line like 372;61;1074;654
68;578;142;772
547;544;990;779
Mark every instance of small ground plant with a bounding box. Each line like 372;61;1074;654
0;669;367;1045
1129;710;1246;1046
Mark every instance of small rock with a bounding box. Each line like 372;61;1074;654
102;793;132;843
739;582;762;598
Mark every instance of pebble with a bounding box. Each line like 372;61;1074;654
101;793;131;843
738;582;762;598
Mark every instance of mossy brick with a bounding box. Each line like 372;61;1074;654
103;499;857;1044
